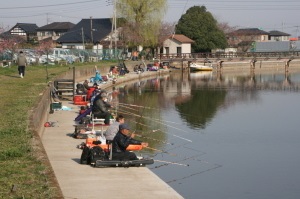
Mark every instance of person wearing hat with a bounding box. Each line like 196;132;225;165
112;123;148;161
83;79;91;90
92;92;112;124
16;51;28;78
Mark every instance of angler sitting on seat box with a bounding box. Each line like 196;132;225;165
112;124;148;161
94;70;103;83
104;115;125;141
92;92;112;125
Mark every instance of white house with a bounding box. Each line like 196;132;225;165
268;30;290;41
163;34;194;55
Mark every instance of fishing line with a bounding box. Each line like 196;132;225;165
166;164;223;184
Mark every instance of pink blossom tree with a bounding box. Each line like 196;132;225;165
35;39;54;80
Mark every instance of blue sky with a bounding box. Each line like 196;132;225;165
1;0;300;37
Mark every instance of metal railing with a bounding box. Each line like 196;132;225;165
158;51;300;60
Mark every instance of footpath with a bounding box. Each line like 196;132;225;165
41;70;183;199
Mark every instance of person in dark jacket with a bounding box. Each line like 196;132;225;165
92;92;112;124
112;123;148;161
16;51;28;78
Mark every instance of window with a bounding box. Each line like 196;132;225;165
177;47;182;54
165;47;169;54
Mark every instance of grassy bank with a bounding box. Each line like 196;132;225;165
0;61;116;198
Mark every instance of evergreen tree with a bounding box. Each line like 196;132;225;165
175;6;227;52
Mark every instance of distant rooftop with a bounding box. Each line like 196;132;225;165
36;22;75;31
231;28;269;36
168;34;194;43
269;30;291;37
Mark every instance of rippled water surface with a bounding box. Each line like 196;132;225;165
113;71;300;199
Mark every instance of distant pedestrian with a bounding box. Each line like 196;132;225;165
16;51;28;78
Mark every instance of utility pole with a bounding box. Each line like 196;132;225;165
295;26;299;39
109;0;115;50
46;13;50;25
81;27;85;49
90;16;94;45
114;0;117;53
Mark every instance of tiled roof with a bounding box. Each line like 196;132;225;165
231;28;269;36
57;18;112;43
12;23;39;33
269;30;290;37
36;22;75;31
168;34;194;43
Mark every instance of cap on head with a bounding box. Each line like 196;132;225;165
119;123;130;130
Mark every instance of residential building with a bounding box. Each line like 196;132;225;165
227;28;269;52
162;34;194;55
36;22;75;41
56;18;114;50
268;30;290;41
8;23;38;43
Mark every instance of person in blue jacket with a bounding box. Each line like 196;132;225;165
94;70;103;83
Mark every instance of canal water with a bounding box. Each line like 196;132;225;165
113;70;300;199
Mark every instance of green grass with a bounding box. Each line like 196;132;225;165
0;61;116;198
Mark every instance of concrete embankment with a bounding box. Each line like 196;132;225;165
169;58;300;72
40;68;183;199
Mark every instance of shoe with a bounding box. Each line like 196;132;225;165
20;74;23;78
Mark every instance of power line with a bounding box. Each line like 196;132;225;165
0;0;103;10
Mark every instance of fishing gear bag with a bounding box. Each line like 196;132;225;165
80;145;91;164
89;146;107;165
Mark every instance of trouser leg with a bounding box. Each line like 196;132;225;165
112;151;138;161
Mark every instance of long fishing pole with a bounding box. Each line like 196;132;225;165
144;146;178;156
134;133;173;145
118;109;192;142
119;102;201;120
119;102;161;111
152;154;203;169
118;109;192;136
153;160;189;167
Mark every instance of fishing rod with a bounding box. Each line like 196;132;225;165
118;104;139;112
119;102;161;111
151;154;203;169
153;160;189;167
118;110;192;143
119;102;202;120
134;133;174;145
144;146;178;157
118;109;192;135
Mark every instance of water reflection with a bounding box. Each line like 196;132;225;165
114;71;300;199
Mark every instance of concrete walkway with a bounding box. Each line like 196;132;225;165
41;71;183;199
